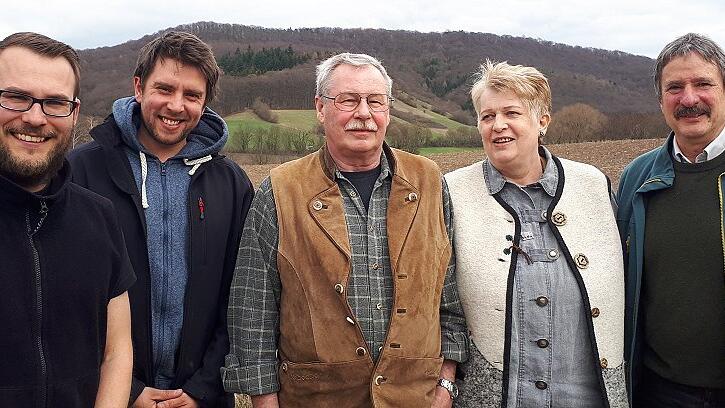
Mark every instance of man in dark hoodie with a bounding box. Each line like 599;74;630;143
69;31;254;408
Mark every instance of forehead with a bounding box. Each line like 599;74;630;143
328;64;387;93
662;52;722;83
0;46;76;99
479;87;524;110
145;57;207;91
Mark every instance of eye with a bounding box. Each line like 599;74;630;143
666;84;682;93
480;113;494;122
44;99;68;108
507;110;521;117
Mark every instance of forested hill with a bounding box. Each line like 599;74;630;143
78;21;658;119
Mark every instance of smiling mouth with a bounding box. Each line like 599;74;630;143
160;116;182;126
493;137;514;144
13;132;48;143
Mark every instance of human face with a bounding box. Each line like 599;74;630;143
315;64;390;170
477;88;549;182
134;58;206;161
0;46;78;191
660;52;725;152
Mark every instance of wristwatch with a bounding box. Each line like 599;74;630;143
437;378;459;399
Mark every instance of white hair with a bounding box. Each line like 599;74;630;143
315;52;393;96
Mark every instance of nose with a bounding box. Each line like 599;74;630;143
166;92;185;113
679;85;699;106
21;102;48;127
354;97;372;119
492;114;507;132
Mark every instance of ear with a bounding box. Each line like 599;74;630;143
539;113;551;132
315;95;325;124
71;98;81;127
133;77;144;103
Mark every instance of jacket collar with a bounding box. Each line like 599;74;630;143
0;160;71;208
637;133;676;193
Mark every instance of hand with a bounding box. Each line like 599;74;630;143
431;385;454;408
156;392;199;408
131;387;183;408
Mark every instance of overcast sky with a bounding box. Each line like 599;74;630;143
2;0;723;58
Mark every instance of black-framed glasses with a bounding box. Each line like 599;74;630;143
321;92;394;112
0;89;78;118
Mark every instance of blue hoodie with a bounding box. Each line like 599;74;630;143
112;96;228;388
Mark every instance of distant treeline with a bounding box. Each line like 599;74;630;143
218;46;310;76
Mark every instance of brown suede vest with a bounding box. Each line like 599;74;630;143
269;145;451;408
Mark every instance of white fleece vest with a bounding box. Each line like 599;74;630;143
445;159;625;401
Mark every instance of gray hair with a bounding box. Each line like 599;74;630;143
654;33;725;100
315;52;393;96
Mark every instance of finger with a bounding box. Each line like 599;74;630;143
150;388;184;401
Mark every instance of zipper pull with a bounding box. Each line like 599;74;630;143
39;200;48;215
198;197;205;220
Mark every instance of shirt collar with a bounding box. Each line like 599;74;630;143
334;149;392;182
483;146;558;196
672;125;725;163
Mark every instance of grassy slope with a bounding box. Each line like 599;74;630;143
225;102;468;133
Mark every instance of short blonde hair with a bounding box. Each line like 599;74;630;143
471;60;552;120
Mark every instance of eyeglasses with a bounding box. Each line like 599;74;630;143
321;92;394;112
0;89;78;118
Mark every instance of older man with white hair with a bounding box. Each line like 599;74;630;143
222;52;468;408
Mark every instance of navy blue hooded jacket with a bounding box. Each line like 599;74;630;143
68;103;254;407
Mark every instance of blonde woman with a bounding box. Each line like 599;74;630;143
445;61;627;408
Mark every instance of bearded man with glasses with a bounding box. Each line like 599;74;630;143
223;52;468;408
0;32;135;407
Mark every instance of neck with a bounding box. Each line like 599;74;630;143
137;126;186;163
497;155;544;186
328;146;383;172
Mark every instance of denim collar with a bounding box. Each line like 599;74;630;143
483;146;558;196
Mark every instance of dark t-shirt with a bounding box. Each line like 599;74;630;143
340;164;382;211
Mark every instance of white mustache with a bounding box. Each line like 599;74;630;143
344;120;378;131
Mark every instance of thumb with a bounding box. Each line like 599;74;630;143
150;388;183;400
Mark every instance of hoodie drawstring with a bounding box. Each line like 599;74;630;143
139;151;149;209
184;155;212;176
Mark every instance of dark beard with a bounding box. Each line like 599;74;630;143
0;129;70;190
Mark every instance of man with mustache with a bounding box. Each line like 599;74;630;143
69;31;254;408
617;33;725;406
0;32;135;407
222;53;468;408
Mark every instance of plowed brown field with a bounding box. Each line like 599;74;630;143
236;138;666;190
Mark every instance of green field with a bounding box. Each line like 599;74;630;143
224;102;466;135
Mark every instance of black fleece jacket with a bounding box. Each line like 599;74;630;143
0;162;135;407
68;117;254;407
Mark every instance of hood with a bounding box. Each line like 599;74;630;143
111;96;228;160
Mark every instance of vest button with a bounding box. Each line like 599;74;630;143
406;192;418;202
600;358;608;369
535;296;549;307
371;262;380;270
374;375;386;385
281;362;288;372
535;380;548;390
356;347;367;356
574;253;589;269
552;211;567;226
536;338;549;348
591;307;600;318
547;249;559;259
346;316;355;325
334;283;344;294
312;200;323;211
541;211;548;220
376;303;382;310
